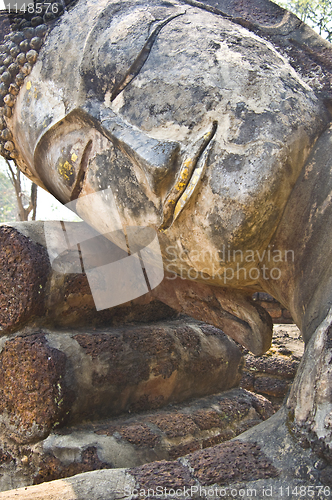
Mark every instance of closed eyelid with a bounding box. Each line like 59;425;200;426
70;140;93;202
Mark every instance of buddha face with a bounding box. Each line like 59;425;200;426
11;0;330;285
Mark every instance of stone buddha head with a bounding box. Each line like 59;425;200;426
1;0;330;291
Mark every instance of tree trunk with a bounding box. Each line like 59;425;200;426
31;182;37;221
5;160;38;221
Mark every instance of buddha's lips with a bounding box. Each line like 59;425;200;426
159;121;217;231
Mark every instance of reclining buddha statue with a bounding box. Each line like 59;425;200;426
0;0;332;494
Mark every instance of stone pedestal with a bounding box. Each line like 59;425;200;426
0;320;243;445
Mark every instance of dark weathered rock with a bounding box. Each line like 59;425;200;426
253;376;289;398
0;409;329;499
240;324;304;409
33;447;109;485
187;441;278;485
245;354;299;379
0;320;243;443
0;333;74;443
131;460;195;490
0;388;274;490
320;467;332;487
0;226;50;334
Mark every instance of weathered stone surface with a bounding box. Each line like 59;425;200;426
131;460;195;490
153;275;273;355
7;0;331;360
184;0;332;102
320;467;332;486
245;355;299;379
244;392;275;421
0;388;273;490
147;414;199;439
91;388;273;454
0;320;243;443
0;333;74;443
287;317;332;465
240;324;303;408
117;424;160;448
0;450;13;465
33;447;109;485
259;119;332;459
0;222;272;355
235;406;331;489
0;226;50;334
0;222;273;355
192;409;225;430
240;372;255;392
69;319;243;420
252;293;296;324
253;376;289;398
0;469;135;500
187;441;278;485
32;388;270;481
0;402;328;500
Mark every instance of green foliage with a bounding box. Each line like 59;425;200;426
275;0;332;41
0;171;17;223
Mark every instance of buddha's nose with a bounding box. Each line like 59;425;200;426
79;103;180;197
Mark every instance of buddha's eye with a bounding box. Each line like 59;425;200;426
82;7;185;102
70;140;93;201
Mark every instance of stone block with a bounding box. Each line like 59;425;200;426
254;376;289;398
0;320;243;443
245;354;299;379
266;308;282;319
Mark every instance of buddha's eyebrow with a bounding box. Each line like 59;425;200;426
110;11;185;102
